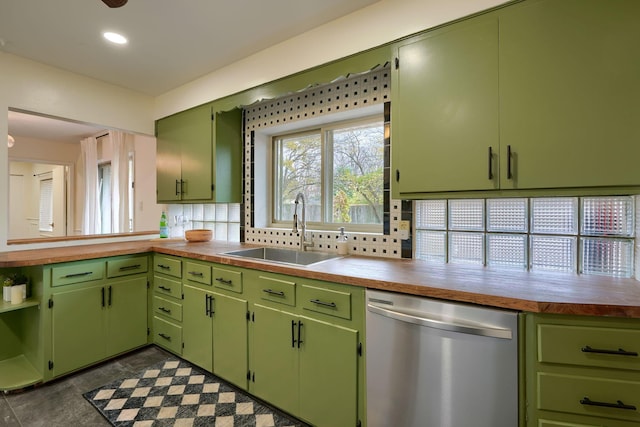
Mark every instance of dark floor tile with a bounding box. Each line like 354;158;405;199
3;345;175;426
116;345;172;374
7;381;91;427
0;396;20;427
69;360;131;393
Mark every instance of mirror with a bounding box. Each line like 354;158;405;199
7;109;164;242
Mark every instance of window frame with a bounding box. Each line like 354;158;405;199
270;114;384;233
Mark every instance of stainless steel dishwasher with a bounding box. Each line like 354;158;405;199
366;289;519;427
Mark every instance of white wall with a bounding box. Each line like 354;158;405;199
154;0;508;118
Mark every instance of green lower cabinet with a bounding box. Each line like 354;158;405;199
525;313;640;427
182;285;213;370
182;284;248;389
51;285;105;377
212;292;248;388
51;276;148;377
106;277;148;356
298;315;358;427
250;303;358;427
251;304;299;413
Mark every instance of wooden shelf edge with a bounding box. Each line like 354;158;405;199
0;299;40;314
0;354;42;391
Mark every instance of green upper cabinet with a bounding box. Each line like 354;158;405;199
392;0;640;198
156;105;242;203
392;16;499;196
499;0;640;190
157;104;212;202
212;108;243;203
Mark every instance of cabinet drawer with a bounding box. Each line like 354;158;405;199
539;324;640;371
300;284;351;320
154;275;182;300
184;261;211;285
153;295;183;322
153;316;182;355
212;267;243;293
258;275;296;307
107;256;149;278
539;420;599;427
51;261;105;287
153;255;182;278
538;372;640;423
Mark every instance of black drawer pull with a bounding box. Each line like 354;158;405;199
215;277;233;286
581;346;638;357
158;333;171;341
263;289;285;297
188;271;204;277
64;271;93;278
158;285;172;292
158;307;171;314
310;299;337;308
157;264;171;270
119;264;141;271
580;397;637;411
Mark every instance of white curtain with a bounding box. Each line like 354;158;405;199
110;130;134;233
80;136;100;234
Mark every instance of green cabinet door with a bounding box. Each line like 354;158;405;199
156;104;213;202
212;292;248;389
182;285;213;371
156;112;184;202
298;316;358;427
180;104;213;200
212;108;243;203
251;304;299;414
51;285;105;377
106;276;147;356
499;0;640;190
392;16;499;196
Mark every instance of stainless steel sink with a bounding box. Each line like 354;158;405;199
222;247;342;266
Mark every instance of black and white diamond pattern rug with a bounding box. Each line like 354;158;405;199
83;358;307;427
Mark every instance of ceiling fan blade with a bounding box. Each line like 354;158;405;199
101;0;128;8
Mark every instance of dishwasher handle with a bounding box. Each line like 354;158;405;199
367;302;513;340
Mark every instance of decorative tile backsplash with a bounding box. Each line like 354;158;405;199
242;65;407;258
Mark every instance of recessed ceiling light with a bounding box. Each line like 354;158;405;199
103;32;128;45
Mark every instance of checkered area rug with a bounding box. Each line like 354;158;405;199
83;359;306;427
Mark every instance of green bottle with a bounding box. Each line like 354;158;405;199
159;211;169;238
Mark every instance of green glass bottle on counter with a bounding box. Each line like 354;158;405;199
159;211;169;238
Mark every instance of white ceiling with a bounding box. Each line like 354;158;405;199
2;0;380;142
0;0;380;96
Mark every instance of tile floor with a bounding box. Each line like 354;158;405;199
0;345;172;427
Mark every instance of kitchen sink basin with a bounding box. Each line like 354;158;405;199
222;247;342;266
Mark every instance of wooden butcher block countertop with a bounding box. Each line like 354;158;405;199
2;240;640;318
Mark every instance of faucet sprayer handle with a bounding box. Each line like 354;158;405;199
292;213;299;233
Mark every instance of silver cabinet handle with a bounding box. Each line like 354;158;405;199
367;302;512;339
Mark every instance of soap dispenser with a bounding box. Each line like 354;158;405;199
337;227;348;255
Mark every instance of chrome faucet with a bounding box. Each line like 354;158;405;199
292;192;314;251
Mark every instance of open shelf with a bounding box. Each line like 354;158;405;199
0;298;39;314
0;354;42;391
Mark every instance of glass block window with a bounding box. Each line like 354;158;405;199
415;196;636;278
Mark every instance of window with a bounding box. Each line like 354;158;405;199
38;178;53;232
272;116;384;231
98;162;112;234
